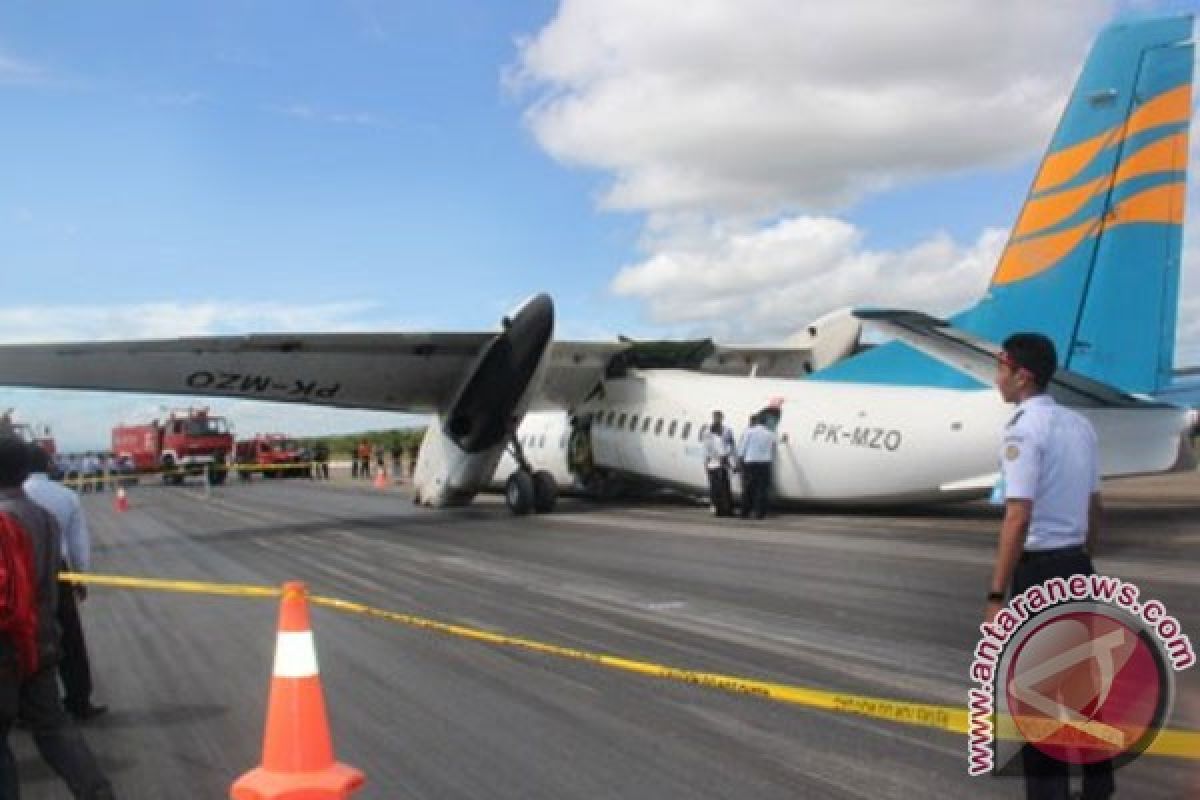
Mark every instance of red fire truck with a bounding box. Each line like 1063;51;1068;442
235;434;308;479
112;408;233;485
1;410;57;457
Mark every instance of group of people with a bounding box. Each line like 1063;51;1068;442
1;438;113;798
702;410;778;519
347;441;414;482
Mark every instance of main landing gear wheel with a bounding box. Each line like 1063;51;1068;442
505;471;535;515
532;469;557;513
503;423;558;516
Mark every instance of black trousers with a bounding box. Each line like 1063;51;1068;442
1011;549;1114;800
56;582;94;715
740;462;771;518
0;652;113;799
706;468;733;516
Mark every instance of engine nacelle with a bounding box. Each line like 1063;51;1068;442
786;308;863;371
412;423;508;507
412;294;554;507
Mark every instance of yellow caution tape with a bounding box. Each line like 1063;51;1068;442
59;572;1200;759
61;572;280;599
60;460;324;489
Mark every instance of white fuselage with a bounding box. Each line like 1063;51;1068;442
493;370;1192;505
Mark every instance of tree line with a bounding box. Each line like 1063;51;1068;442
300;427;427;459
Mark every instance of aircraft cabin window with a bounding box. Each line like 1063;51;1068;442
681;422;692;440
654;419;664;435
538;435;546;448
698;424;708;442
668;420;678;437
606;411;616;426
629;414;639;431
617;412;627;428
641;417;651;433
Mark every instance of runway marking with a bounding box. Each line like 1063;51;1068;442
61;571;1200;760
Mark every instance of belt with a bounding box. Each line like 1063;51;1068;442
1019;545;1086;564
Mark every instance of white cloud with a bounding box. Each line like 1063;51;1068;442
273;103;382;127
612;216;1006;340
514;0;1111;214
0;300;387;343
515;0;1200;366
0;50;46;86
144;91;206;108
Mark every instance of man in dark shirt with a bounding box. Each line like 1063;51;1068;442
0;436;114;799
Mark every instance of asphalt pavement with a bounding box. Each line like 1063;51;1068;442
12;470;1200;799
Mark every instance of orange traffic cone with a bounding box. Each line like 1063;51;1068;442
113;487;130;513
372;468;387;490
231;582;365;800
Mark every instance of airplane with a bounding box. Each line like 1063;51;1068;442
0;15;1196;515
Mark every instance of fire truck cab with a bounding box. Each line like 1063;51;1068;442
235;434;308;479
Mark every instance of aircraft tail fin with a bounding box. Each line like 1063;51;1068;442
815;15;1194;393
963;14;1193;394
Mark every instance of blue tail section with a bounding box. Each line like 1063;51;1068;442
815;15;1193;394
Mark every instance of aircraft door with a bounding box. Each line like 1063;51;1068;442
567;415;596;484
590;410;622;471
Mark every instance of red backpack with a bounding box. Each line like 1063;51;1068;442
0;511;38;676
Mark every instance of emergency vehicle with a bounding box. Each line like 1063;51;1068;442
112;408;233;484
234;434;308;479
1;410;57;457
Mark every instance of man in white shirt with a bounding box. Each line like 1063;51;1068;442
986;332;1110;800
702;411;736;517
738;414;777;519
24;445;108;722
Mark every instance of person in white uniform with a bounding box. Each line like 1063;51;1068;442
702;411;736;517
738;414;777;519
986;332;1112;800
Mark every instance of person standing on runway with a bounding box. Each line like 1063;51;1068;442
985;333;1112;800
703;411;737;517
0;436;115;799
24;445;108;722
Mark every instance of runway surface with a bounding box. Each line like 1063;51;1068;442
13;470;1200;799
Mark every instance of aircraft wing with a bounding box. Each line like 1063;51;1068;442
0;333;818;413
0;277;847;418
853;310;1165;409
0;333;509;413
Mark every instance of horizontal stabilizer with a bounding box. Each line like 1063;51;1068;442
1153;378;1200;409
853;310;1168;409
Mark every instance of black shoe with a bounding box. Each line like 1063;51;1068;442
69;704;108;721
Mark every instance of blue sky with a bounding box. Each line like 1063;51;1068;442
1;1;1197;450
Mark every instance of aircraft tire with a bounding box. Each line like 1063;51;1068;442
505;471;535;515
532;470;557;513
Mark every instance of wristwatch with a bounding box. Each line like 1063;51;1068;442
986;591;1005;603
